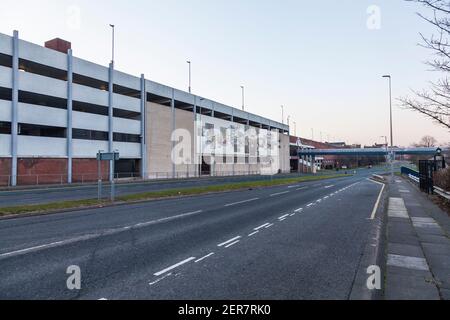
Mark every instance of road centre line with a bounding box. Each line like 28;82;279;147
248;231;259;237
225;240;240;248
265;223;274;228
270;191;290;197
278;214;290;220
224;198;259;207
254;223;270;230
0;210;206;259
324;185;334;189
195;253;215;263
149;273;173;285
154;257;196;276
218;236;242;247
296;187;308;191
295;208;303;212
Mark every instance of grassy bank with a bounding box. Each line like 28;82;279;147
0;174;350;217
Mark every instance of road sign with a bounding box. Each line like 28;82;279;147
96;151;120;202
97;152;120;161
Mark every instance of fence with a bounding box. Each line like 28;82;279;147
406;171;450;201
0;170;286;187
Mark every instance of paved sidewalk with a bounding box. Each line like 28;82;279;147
384;176;450;300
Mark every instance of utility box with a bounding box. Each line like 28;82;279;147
45;38;71;54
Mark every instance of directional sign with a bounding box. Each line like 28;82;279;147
96;152;120;161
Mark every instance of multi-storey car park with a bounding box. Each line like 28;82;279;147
0;31;290;186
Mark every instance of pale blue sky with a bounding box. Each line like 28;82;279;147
1;0;448;146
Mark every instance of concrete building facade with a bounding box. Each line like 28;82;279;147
0;31;289;186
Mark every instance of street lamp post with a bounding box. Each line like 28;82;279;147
382;75;394;177
241;86;245;111
109;24;115;64
187;61;191;93
281;105;284;124
293;121;297;137
287;115;290;132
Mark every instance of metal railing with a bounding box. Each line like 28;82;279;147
406;173;450;200
0;170;291;187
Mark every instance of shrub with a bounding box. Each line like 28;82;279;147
434;167;450;191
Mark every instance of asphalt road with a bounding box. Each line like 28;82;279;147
0;168;386;208
0;170;384;299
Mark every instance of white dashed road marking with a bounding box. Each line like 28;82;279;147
218;236;241;247
225;240;240;248
254;223;270;230
270;191;290;197
224;198;259;207
154;257;196;276
248;231;259;237
149;272;173;285
195;253;215;263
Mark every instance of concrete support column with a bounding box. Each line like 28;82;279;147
108;62;114;182
231;112;235;176
246;118;250;175
171;88;175;179
312;155;316;174
140;74;146;180
67;49;73;184
11;30;19;187
193;96;200;178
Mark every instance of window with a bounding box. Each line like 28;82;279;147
73;128;108;141
73;100;108;116
0;53;12;68
113;84;141;99
113;132;141;143
73;73;109;91
19;90;67;110
0;121;11;134
0;87;12;101
18;58;67;81
113;108;141;120
18;123;66;138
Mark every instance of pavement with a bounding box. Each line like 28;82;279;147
0;171;386;299
384;175;450;300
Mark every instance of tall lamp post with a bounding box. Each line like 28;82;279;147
187;61;191;93
382;75;394;177
241;86;245;111
281;105;284;124
109;24;115;64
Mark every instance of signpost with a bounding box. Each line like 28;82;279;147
97;151;120;202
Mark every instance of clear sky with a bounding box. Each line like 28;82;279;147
1;0;448;146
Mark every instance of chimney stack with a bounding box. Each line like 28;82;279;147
45;38;71;54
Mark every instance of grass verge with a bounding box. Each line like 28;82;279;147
0;174;350;217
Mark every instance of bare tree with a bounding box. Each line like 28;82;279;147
414;135;438;147
400;0;450;130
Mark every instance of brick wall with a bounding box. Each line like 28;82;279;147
0;158;11;186
72;158;109;183
17;158;67;185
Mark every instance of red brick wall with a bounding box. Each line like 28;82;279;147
72;158;109;183
17;158;68;185
0;158;11;186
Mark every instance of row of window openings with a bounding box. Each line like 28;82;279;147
0;87;141;120
0;54;285;132
0;53;141;99
0;121;140;143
